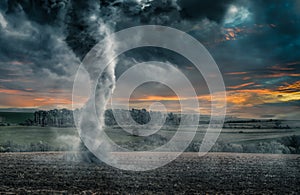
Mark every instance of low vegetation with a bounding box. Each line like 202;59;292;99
0;110;299;155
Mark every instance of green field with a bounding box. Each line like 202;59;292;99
0;126;78;152
0;124;299;153
0;126;76;144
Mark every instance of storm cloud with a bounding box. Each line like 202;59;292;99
0;0;299;118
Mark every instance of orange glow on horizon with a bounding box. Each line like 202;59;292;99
0;89;26;95
1;79;300;116
278;80;300;92
225;71;248;75
0;88;72;109
227;82;255;89
256;73;300;78
130;95;185;101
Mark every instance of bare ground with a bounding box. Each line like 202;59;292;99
0;152;299;194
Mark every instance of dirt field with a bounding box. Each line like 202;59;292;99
0;152;299;194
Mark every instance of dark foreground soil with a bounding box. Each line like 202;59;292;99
0;152;299;194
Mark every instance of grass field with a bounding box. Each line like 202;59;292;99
0;126;78;152
0;111;299;151
0;126;76;145
0;126;300;153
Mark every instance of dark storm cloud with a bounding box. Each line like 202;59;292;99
0;23;78;76
56;0;236;97
0;1;79;96
0;1;7;11
63;0;235;61
251;0;300;29
177;0;235;22
0;0;299;117
2;0;236;61
6;0;69;24
116;0;181;26
3;0;298;78
208;0;300;90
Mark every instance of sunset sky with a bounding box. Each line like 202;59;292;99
0;0;299;119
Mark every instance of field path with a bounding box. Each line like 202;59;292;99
0;152;299;194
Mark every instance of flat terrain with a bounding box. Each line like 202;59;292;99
1;125;299;147
0;126;77;147
0;152;299;194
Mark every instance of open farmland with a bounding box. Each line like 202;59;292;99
1;125;300;153
0;152;299;194
0;126;78;151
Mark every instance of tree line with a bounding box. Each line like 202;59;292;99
21;108;182;127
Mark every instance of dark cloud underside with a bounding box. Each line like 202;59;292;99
0;0;299;118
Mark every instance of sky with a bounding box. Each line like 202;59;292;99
0;0;299;119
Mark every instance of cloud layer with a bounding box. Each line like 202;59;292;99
0;0;299;119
